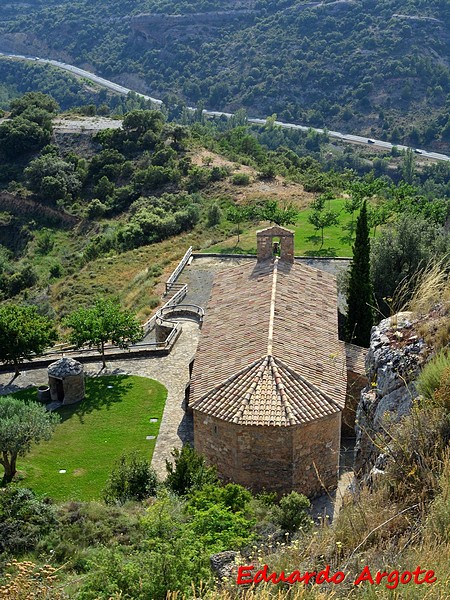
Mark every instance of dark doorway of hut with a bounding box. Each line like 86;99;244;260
55;378;64;402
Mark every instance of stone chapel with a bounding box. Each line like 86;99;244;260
188;226;366;497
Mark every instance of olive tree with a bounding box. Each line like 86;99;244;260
0;396;60;485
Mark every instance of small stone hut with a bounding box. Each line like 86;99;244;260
189;226;349;497
48;357;85;405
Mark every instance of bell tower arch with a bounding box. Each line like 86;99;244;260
256;226;295;263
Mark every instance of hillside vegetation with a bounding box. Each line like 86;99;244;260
2;1;450;148
1;92;450;322
0;92;450;599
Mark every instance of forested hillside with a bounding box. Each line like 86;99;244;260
2;1;450;149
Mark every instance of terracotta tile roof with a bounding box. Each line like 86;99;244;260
190;258;347;424
192;355;342;426
345;343;368;376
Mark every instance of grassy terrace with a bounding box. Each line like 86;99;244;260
13;375;167;501
204;199;357;257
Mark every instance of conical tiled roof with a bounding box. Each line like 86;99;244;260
191;355;341;426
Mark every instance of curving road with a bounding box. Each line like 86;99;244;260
1;50;450;163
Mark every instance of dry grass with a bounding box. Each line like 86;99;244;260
392;257;450;317
49;228;215;321
390;257;450;352
1;560;65;599
190;148;312;209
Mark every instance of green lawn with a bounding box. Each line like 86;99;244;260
204;199;357;257
12;375;167;501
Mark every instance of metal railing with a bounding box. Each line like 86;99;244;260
142;284;187;336
165;246;192;295
156;304;204;325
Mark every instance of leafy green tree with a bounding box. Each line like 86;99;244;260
25;154;82;202
103;451;158;505
261;199;298;226
17;106;53;131
0;304;57;375
94;175;115;202
227;204;249;243
345;200;374;347
402;147;416;184
165;445;218;496
64;297;142;368
0;396;60;484
307;195;340;248
122;109;165;144
0;118;51;157
371;215;449;314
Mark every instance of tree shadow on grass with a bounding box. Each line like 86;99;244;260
304;247;338;257
57;375;134;424
306;234;322;246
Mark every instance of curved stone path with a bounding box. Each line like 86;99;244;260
0;320;201;480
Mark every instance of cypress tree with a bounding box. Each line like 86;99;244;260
345;200;374;347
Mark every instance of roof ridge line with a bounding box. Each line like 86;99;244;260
267;257;278;356
233;355;269;423
269;356;296;426
272;355;344;412
196;356;264;403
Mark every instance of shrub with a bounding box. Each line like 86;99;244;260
232;172;250;186
49;262;63;279
207;202;222;227
270;491;312;533
165;445;218;496
87;198;108;218
257;163;277;180
382;403;450;503
416;349;450;401
0;486;57;554
187;483;252;514
103;452;158;505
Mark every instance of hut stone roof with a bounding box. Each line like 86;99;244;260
48;357;83;377
190;257;347;425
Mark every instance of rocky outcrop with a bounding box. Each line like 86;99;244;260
131;11;256;45
354;312;428;478
210;551;239;580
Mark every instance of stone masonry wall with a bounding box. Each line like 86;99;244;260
63;374;85;404
292;413;341;497
194;411;341;497
194;413;293;495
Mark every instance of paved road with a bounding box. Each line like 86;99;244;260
1;50;450;162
